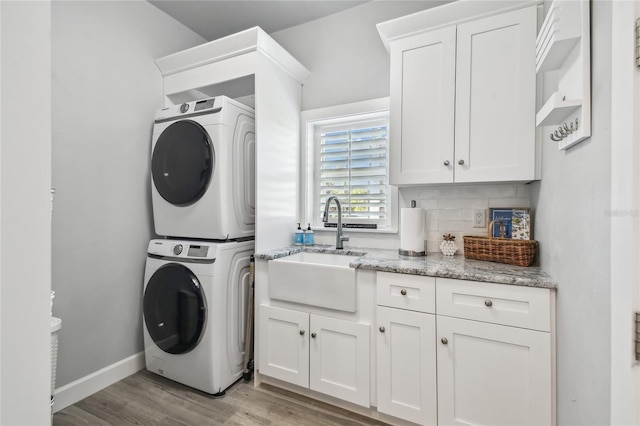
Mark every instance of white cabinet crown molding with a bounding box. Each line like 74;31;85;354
376;0;542;51
155;26;310;84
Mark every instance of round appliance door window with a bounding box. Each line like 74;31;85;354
152;120;214;206
143;264;206;354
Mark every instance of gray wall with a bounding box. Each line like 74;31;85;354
277;1;613;424
52;1;205;387
272;1;450;110
529;1;611;424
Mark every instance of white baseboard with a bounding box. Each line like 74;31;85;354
53;352;145;413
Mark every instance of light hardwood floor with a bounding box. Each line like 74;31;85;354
53;370;388;426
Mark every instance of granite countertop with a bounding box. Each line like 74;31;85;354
255;245;557;289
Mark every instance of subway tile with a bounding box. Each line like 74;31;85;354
427;231;443;241
437;198;489;209
516;185;532;198
436;209;463;220
438;220;466;232
488;198;531;208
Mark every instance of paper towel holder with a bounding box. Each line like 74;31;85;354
398;200;427;257
399;245;427;257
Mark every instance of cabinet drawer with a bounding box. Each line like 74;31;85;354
377;272;435;313
436;278;551;331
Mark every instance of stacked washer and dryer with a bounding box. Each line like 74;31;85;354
142;96;256;395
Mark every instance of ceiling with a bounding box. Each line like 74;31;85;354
148;0;371;41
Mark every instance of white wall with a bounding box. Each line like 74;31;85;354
52;0;205;389
529;1;611;424
0;1;52;423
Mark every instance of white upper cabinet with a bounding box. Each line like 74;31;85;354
390;26;456;184
454;7;537;183
380;3;540;185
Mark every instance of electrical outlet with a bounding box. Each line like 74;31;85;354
472;209;486;228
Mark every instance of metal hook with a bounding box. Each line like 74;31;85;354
563;123;573;134
558;126;568;137
574;118;579;131
550;133;562;142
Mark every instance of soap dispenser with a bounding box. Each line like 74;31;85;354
294;223;304;246
304;223;314;246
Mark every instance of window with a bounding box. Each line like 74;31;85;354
301;98;397;233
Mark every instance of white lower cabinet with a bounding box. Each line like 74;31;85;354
259;305;370;407
376;306;437;425
258;305;309;388
436;315;552;426
375;273;555;426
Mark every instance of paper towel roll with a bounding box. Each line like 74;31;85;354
400;207;426;256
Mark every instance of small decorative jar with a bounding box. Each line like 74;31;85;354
440;234;458;256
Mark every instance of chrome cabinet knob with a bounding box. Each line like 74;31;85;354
400;289;407;296
441;337;448;345
444;160;450;166
379;326;385;333
458;159;465;165
299;330;305;336
311;332;317;339
485;300;493;307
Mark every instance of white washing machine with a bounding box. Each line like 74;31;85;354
151;96;255;240
142;238;254;395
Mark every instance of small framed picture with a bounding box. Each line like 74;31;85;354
489;208;532;240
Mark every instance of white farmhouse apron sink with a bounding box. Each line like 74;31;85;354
268;252;357;312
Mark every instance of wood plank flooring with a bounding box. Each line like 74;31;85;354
53;370;388;426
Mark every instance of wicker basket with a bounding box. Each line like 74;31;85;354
463;221;537;267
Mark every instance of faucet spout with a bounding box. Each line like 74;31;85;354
322;196;349;249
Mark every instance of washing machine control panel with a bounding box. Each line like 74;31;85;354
148;239;216;261
187;245;209;257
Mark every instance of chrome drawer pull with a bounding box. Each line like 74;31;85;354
485;299;493;307
400;289;407;296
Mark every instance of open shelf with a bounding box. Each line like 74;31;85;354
536;92;582;127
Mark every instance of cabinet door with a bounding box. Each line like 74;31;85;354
389;26;456;185
376;306;437;425
437;316;552;426
258;305;309;388
309;314;370;407
454;6;537;183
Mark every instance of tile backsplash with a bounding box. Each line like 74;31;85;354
313;183;532;253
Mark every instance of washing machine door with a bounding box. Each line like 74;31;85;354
143;263;206;354
152;120;214;206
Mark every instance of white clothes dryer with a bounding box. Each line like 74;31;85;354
142;238;254;395
151;96;255;240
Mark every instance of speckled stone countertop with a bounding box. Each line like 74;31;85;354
255;245;557;289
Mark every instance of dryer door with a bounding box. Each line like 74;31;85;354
152;120;214;206
143;263;206;354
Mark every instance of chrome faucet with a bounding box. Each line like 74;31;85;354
322;196;349;250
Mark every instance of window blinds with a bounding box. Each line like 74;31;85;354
317;118;389;223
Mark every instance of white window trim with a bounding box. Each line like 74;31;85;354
300;97;398;234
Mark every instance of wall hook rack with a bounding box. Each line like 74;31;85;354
549;118;579;142
535;0;591;150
